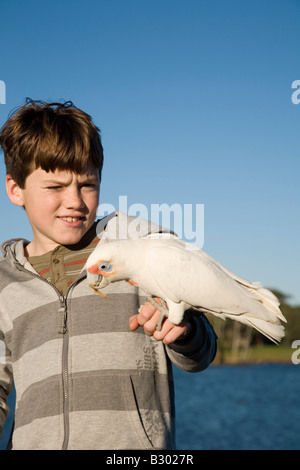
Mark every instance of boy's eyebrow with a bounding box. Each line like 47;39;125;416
42;179;69;185
83;173;100;181
42;174;99;184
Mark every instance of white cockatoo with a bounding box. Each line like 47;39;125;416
85;233;286;343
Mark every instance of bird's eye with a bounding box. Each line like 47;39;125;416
98;262;112;273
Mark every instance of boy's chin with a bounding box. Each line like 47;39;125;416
57;230;88;246
53;224;90;245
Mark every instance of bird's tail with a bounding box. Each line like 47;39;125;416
242;316;285;343
224;283;286;343
244;284;286;343
199;251;287;343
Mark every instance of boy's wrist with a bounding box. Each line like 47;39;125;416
169;311;207;354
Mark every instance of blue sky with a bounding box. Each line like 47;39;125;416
0;0;299;304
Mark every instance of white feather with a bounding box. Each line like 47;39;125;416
85;235;286;343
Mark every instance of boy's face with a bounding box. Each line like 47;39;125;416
7;162;100;256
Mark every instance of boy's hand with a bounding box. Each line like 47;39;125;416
129;298;189;345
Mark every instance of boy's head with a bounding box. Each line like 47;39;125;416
0;100;104;255
0;98;103;189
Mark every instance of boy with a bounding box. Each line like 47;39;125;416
0;100;217;450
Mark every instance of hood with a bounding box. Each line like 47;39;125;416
0;238;36;274
1;238;29;256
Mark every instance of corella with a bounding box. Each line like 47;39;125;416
85;234;286;343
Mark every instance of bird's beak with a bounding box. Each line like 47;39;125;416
87;272;103;287
86;272;108;297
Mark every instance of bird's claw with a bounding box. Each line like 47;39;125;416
156;312;169;331
146;297;169;331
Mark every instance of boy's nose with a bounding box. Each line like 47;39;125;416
64;188;85;209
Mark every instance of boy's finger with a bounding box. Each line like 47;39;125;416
129;314;139;331
138;300;160;324
155;323;187;344
143;309;164;335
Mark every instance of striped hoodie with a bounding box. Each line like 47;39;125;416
0;212;217;450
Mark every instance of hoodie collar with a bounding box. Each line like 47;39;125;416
1;238;37;274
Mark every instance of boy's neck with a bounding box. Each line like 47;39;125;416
25;241;58;258
25;221;98;258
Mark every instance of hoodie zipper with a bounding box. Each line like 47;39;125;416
11;253;86;450
60;295;69;451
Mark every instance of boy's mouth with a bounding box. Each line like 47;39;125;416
59;216;84;222
57;216;86;227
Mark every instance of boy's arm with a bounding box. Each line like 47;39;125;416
129;303;217;372
0;339;13;440
166;312;218;372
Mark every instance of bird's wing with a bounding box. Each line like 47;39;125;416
148;237;284;321
193;249;285;321
145;240;285;343
146;243;240;310
146;244;196;304
146;244;282;322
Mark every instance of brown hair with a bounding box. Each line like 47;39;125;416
0;99;104;188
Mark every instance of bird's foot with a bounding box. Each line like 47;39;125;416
146;297;169;331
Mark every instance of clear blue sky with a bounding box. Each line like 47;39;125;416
0;0;299;304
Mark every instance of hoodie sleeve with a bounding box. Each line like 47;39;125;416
0;336;13;442
166;312;218;373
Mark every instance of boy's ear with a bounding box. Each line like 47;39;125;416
6;175;25;207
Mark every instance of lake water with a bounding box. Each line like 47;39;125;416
1;363;299;450
174;363;300;450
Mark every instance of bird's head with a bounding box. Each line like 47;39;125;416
86;258;116;291
85;241;131;294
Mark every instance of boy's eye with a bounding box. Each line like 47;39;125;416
44;183;98;190
81;183;97;189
